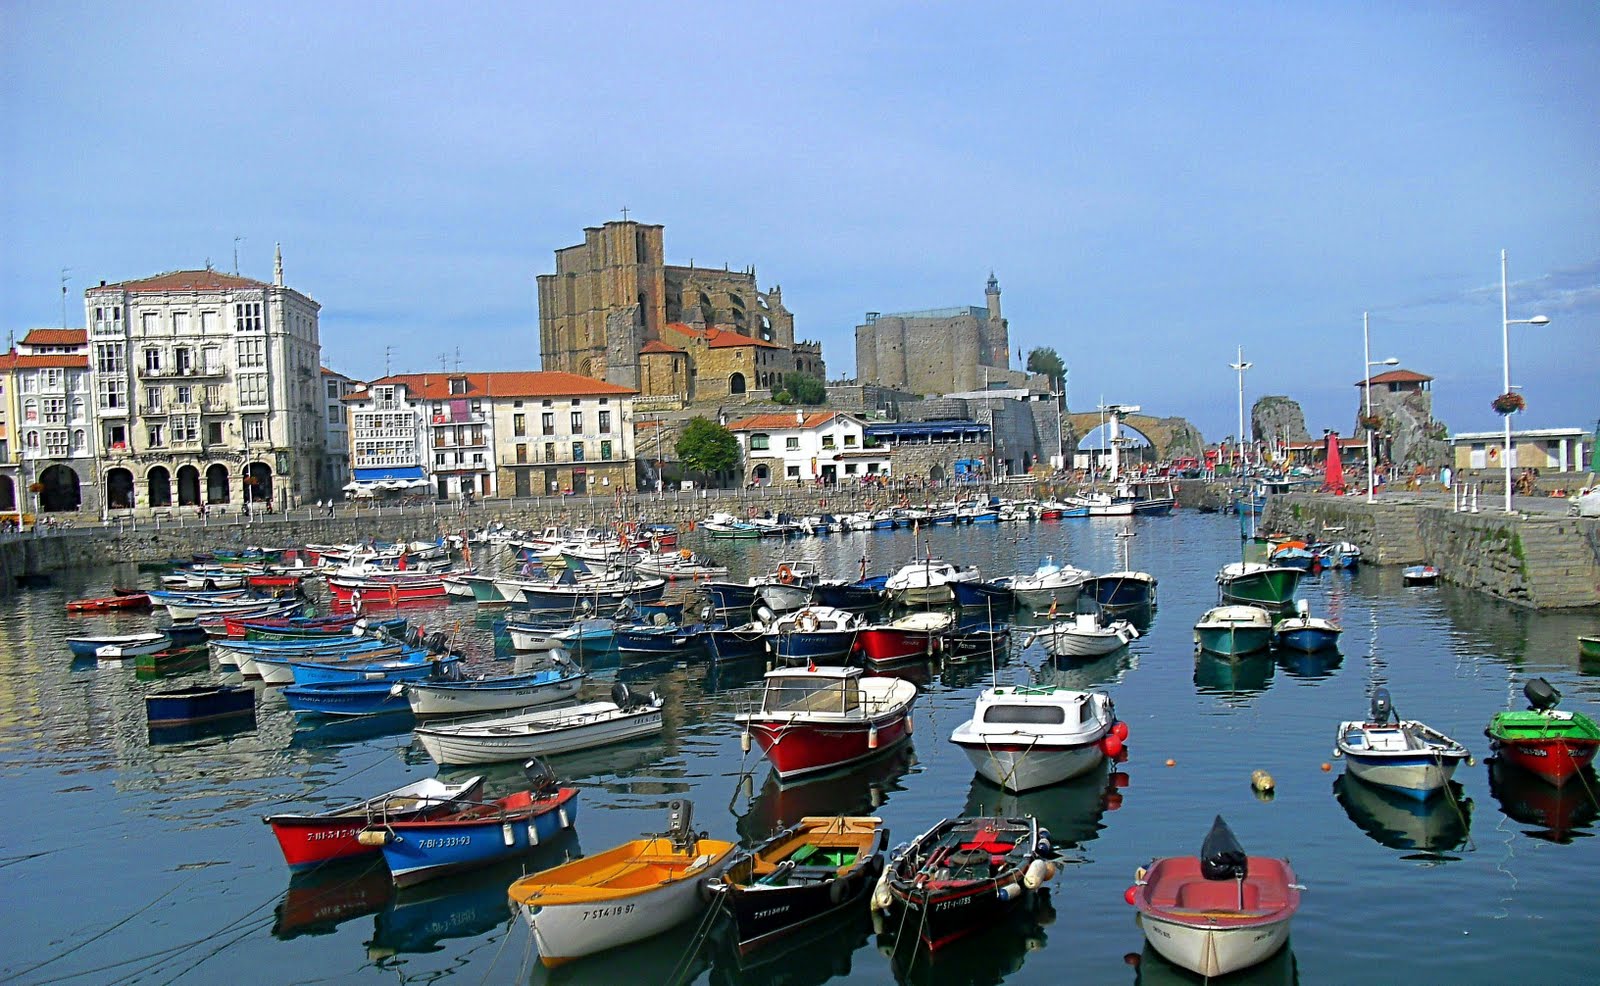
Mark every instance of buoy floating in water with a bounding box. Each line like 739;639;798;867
1251;769;1275;793
1165;758;1176;767
1321;762;1332;772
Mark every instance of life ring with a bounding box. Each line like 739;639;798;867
778;564;796;585
351;590;364;612
797;611;820;632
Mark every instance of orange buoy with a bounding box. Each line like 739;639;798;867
1165;758;1176;767
1321;762;1332;772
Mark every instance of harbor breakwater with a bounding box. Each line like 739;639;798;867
0;477;1234;593
1264;493;1600;610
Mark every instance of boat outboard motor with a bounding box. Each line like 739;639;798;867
753;604;776;625
1199;815;1249;881
664;799;699;853
611;681;633;710
428;631;447;653
1369;688;1395;725
1524;677;1562;712
523;758;558;796
406;627;423;648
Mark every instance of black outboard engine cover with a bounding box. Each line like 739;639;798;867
1200;815;1249;881
611;682;633;709
523;758;558;795
1369;688;1394;724
1524;677;1562;712
665;798;695;852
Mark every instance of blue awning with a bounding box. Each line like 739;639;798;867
353;466;426;481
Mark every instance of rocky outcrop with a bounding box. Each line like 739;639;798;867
1252;396;1310;447
1358;391;1450;471
1154;416;1204;458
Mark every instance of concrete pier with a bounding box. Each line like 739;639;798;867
1264;492;1600;610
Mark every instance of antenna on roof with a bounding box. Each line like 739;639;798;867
454;346;462;372
439;351;449;372
385;345;393;377
234;236;245;275
59;268;71;328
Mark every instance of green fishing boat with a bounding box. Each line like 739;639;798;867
1216;562;1301;609
1193;605;1275;656
1486;678;1600;787
1579;636;1600;661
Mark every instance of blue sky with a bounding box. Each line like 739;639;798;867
3;2;1595;445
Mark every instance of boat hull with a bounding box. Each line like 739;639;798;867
1081;574;1156;611
415;704;664;765
379;789;578;888
855;626;940;665
264;777;486;870
1034;626;1132;658
703;628;767;663
721;852;883;956
145;685;255;726
1489;735;1599;786
283;682;411;717
957;739;1105;793
403;672;583;716
1274;627;1342;653
1140;912;1292;978
769;630;858;665
1195;625;1272;657
741;712;912;780
1218;569;1300;608
1343;754;1461;799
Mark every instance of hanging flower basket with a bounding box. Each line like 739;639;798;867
1491;392;1525;415
27;482;44;494
243;475;261;485
1358;413;1383;432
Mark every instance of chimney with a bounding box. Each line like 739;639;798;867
796;409;804;426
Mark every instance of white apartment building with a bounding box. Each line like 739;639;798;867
343;371;637;499
320;367;358;499
2;329;98;514
82;248;326;512
727;410;888;486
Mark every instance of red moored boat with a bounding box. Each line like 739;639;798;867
327;573;449;607
854;611;953;667
66;593;151;612
248;573;308;590
264;775;484;870
735;666;918;779
221;613;363;638
1486;678;1600;787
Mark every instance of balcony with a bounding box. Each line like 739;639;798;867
141;365;226;380
199;399;231;414
353;455;423;468
137;404;169;417
357;427;417;441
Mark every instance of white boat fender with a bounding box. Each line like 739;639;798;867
357;829;391;847
868;724;879;749
389;683;405;697
740;730;751;753
1023;858;1056;890
904;712;913;734
871;870;894;911
504;822;517;847
995;881;1024;902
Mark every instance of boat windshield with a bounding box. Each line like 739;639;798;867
763;676;860;715
981;704;1066;725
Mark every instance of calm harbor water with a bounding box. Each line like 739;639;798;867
4;511;1598;985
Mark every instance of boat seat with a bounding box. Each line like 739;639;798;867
958;840;1014;855
789;865;842;882
1175;880;1261;912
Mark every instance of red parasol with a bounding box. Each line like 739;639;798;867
1323;432;1346;495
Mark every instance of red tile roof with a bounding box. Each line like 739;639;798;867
0;350;88;370
1354;369;1433;386
88;269;273;293
661;322;779;349
727;411;844;431
640;339;685;355
347;370;636;401
21;328;87;346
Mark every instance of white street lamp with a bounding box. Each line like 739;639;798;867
1230;347;1252;473
1500;249;1551;514
1361;312;1400;503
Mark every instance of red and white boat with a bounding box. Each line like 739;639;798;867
263;774;484;870
66;593;151;613
1127;816;1301;978
327;570;450;607
854;611;953;667
735;666;917;780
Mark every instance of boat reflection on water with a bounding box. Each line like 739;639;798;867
434;736;671;792
963;761;1129;850
1332;773;1472;860
737;744;917;843
273;860;393;941
1034;648;1139;692
1487;756;1599;844
1193;652;1275;699
1275;647;1344;681
147;711;258;746
368;829;580;957
133;646;211;681
701;654;769;694
1132;939;1298;985
707;902;874;986
528;910;712;986
876;889;1056;986
288;711;414;752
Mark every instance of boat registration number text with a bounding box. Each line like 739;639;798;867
581;903;636;921
415;835;473;849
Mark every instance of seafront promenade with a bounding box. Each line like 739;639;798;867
1264;491;1600;610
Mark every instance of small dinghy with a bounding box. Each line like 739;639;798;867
283;680;413;717
1402;564;1440;586
414;683;664;765
950;685;1126;792
263;775;486;869
1487;677;1600;787
854;610;953;667
706;815;887;956
874;815;1057;952
1127;816;1301;978
397;652;586;717
1334;688;1470;799
1272;599;1343;652
66;593;152;613
509;799;736;966
361;761;578;887
145;684;255;726
67;632;171;659
1193;606;1273;657
1027;610;1139;659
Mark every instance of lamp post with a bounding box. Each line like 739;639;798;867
1500;249;1551;514
1230;347;1252;474
1361;312;1400;503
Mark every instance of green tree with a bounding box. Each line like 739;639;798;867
675;416;741;486
1026;347;1066;391
778;372;826;405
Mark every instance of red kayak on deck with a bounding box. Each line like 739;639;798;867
67;593;152;612
264;775;485;870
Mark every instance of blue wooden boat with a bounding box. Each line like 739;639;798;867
950;578;1014;609
812;580;887;613
165;621;210;646
145;684;256;726
766;607;862;666
67;632;171;658
701;623;768;663
285;653;461;686
283;680;412;717
614;622;702;656
1273;601;1343;652
366;779;580;887
703;580;759;614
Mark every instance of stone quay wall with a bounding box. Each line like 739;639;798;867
1264;493;1600;610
